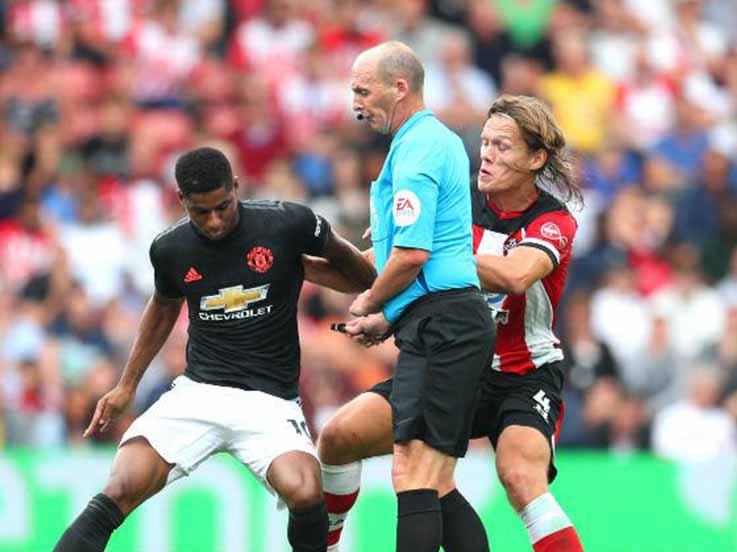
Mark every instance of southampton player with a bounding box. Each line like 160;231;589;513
53;147;376;552
315;96;585;552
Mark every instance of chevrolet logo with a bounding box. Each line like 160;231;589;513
200;284;270;313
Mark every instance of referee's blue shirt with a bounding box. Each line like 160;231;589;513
370;109;479;323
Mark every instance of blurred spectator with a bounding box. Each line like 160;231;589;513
614;45;678;150
277;44;349;149
589;0;646;82
0;196;56;292
79;96;132;178
581;140;641;203
590;262;652;370
558;291;622;447
652;366;736;462
424;29;496;158
137;328;186;412
672;145;737;251
465;0;551;86
538;30;616;153
649;243;726;360
120;0;202;109
717;247;737;309
227;74;287;186
317;0;384;75
58;188;127;305
0;42;59;141
389;0;458;67
646;0;728;81
6;0;64;50
2;356;65;447
495;0;557;49
649;96;711;184
227;0;314;89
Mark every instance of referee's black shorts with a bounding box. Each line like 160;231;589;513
374;287;494;457
371;360;566;481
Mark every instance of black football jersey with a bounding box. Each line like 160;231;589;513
149;200;330;399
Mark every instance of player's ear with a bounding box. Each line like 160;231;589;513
529;148;547;172
233;177;239;194
177;190;185;206
395;78;409;101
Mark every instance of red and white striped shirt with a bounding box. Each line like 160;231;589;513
472;189;577;375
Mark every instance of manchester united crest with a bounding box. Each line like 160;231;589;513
247;246;274;273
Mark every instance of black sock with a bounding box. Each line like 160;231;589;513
440;489;490;552
287;501;328;552
53;493;125;552
396;489;442;552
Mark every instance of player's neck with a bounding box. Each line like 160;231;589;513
487;183;539;213
390;98;426;136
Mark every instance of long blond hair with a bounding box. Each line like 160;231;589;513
488;95;582;207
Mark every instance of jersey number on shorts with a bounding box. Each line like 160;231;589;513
532;390;551;423
287;418;311;438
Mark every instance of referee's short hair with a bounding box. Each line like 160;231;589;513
375;41;424;94
175;147;234;196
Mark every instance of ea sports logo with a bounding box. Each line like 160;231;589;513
393;190;421;227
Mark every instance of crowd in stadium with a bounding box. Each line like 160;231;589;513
1;0;736;464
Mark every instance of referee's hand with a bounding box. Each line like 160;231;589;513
349;289;380;317
344;314;391;348
84;385;134;438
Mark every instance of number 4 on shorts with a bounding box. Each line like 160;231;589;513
532;390;551;422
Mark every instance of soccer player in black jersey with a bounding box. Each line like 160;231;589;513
53;147;376;552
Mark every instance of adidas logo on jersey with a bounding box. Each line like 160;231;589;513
184;267;203;283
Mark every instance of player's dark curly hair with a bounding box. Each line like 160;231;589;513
175;147;234;196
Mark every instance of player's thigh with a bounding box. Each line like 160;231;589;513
495;425;551;509
486;362;566;485
496;425;551;474
317;384;393;465
104;437;174;515
227;391;321;504
117;376;229;487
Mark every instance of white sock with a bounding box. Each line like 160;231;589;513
519;492;572;544
323;461;362;551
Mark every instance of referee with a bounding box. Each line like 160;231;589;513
341;41;494;552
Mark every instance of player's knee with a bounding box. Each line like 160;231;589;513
102;475;146;515
390;445;428;491
281;470;323;510
317;418;359;464
497;462;531;494
496;460;545;509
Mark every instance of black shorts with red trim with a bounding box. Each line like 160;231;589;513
368;361;566;482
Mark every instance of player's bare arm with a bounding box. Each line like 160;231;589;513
84;292;183;437
303;244;375;293
475;246;553;295
350;246;428;316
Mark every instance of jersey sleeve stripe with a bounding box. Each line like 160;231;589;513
517;239;560;267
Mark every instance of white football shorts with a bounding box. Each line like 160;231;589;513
120;375;317;499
